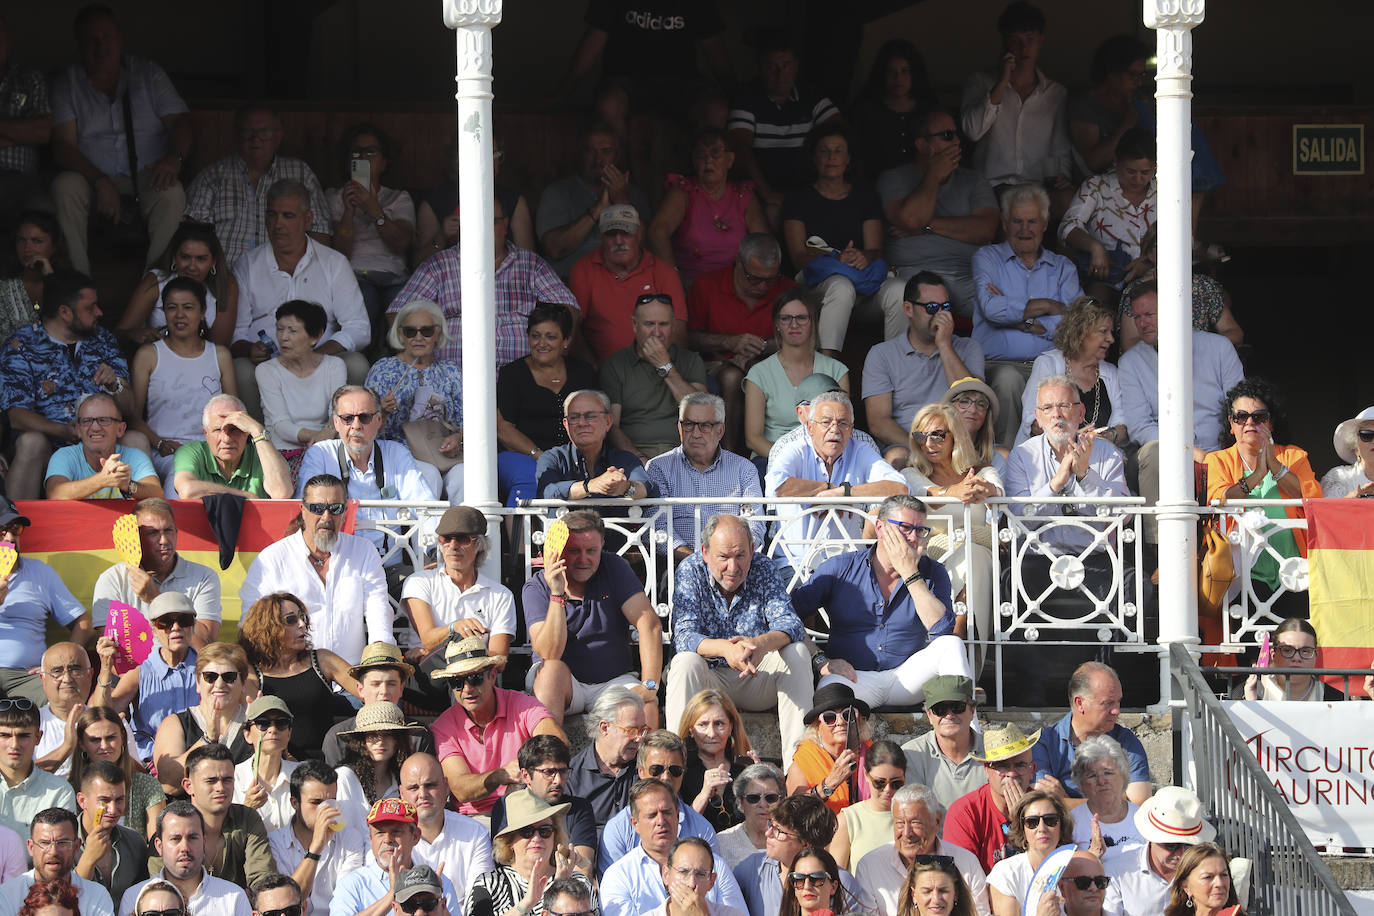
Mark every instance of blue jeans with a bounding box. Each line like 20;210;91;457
498;450;538;506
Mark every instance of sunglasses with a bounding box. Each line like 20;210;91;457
337;412;378;426
912;854;956;868
923;129;958;141
635;293;674;307
252;716;294;731
1159;842;1191;853
818;709;854;726
304;502;347;516
1359;429;1374;443
0;698;33;712
1063;875;1111;891
914;301;953;315
1230;409;1271;425
399;325;438;339
201;670;240;685
788;871;833;886
648;763;685;778
741;792;781;806
452;672;488;688
929;701;968;717
1023;813;1062;829
282;612;307;627
516;824;555;839
911;429;949;444
398;900;441;915
139;910;185;916
153;613;197;630
870;777;905;792
261;907;303;916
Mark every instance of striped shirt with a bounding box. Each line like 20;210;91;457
386;245;578;369
645;445;765;552
728;85;839;190
186;154;332;264
0;63;49;174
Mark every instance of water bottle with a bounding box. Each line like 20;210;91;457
257;330;278;357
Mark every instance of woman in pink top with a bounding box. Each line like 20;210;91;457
648;127;768;285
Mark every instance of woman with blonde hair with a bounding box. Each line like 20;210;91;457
676;688;756;830
785;683;872;814
1015;296;1127;446
152;641;253;794
467;788;592;916
943;377;1009;474
68;706;166;839
903;402;1001;667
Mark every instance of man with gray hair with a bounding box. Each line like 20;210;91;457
231;177;371;415
535;389;654;501
791;494;973;711
764;390;906;574
666;515;812;758
565;686;648;828
647;393;765;563
44;391;160;500
972;182;1082;445
854;783;991;916
173;393;293;499
686;234;797;450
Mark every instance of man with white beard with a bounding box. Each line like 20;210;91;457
240;473;393;665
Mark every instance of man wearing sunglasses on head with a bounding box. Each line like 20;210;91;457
792;494;973;713
900;675;987;812
863;271;986;465
854;783;990;916
1102;786;1214;916
331;799;462;916
241;473;392;667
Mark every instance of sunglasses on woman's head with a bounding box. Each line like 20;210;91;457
1230;409;1270;425
399;325;438;339
648;763;685;778
516;824;555;839
1023;813;1061;828
911;854;956;868
741;792;780;806
139;910;185;916
201;670;239;684
1063;875;1111;891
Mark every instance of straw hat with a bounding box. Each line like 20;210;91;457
347;641;415;681
970;721;1041;763
944;376;1001;426
432;636;505;680
1133;786;1216;845
495;788;570;838
337;701;426;740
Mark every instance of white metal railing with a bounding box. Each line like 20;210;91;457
1201;500;1311;646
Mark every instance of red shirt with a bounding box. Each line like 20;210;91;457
942;782;1012;874
687;263;796;359
569;248;687;363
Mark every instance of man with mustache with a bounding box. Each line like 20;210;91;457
240;473;392;666
0;808;115;916
119;801;252;916
569;205;687;365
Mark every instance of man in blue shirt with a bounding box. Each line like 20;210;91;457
598;730;719;872
44;392;160;500
971;184;1082;445
664;514;812;759
792;494;973;710
1031;661;1152;804
535;389;655;501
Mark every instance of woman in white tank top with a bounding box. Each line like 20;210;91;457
130;277;238;484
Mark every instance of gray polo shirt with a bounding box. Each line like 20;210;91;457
92;555;223;626
862;334;986;440
877;165;998;270
901;729;988;811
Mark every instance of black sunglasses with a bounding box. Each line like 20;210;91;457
1064;875;1111;891
1358;429;1374;443
452;672;488;688
1229;409;1271;425
1023;813;1062;828
252;716;294;731
788;871;833;886
517;824;555;839
337;413;378;426
741;792;780;806
282;612;307;627
201;670;240;685
399;325;438;339
914;301;953;315
153;613;197;630
398;900;441;916
870;777;905;792
304;502;347;516
647;764;685;778
929;701;968;717
912;854;956;868
260;907;303;916
139;910;184;916
635;293;673;307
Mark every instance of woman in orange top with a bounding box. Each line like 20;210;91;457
785;683;872;814
1204;379;1321;593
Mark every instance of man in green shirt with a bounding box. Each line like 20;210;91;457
173;394;292;499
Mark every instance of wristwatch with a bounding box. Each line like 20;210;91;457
642;679;658;691
814;780;837;798
656;362;674;378
811;652;829;675
374;215;386;228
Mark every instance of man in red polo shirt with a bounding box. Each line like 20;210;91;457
943;721;1042;873
686;233;796;451
570;205;687;365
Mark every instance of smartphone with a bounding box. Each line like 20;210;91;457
1257;632;1272;668
846;707;860;799
350;158;371;188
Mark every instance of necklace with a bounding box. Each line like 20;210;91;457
1080;376;1104;429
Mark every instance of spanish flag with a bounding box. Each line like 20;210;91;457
1303;498;1374;696
17;499;352;641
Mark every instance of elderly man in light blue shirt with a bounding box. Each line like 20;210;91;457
972;184;1083;445
1117;283;1243;543
601;780;745;916
764;390;907;576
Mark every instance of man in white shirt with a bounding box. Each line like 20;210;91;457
854;784;991;916
233;696;299;834
230;178;370;417
330;798;461;916
240;473;392;665
399;753;493;893
0;808;116;916
268;760;367;916
1103;787;1215;916
34;642;137;777
248;875;310;916
297;385;440;566
120;801;252;916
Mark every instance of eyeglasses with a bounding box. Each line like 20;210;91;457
1230;409;1271;425
1037;402;1080;413
0;698;34;712
438;533;478;547
914;301;952;315
1063;875;1111;891
911;429;949;444
282;612;308;627
679;420;722;433
788;871;832;887
951;395;991;411
350;147;382;158
818;709;854;726
452;672;488;688
31;838;76;851
672;865;715;882
987;759;1034;772
400;325;438;339
1159;842;1191;853
923;129;958;141
528;765;569;780
740;265;781;286
765;822;797;839
566;411;608;424
741;792;780;806
140;909;185;916
303;502;347;516
1359;429;1374;443
252;716;294;731
201;670;240;685
397;900;440;916
609;722;650;740
776;313;810;325
261;906;303;916
647;763;685;778
870;777;905;792
1275;644;1317;660
337;412;378;426
912;854;956;867
1023;813;1062;829
516;824;556;839
811;418;853;431
929;701;968;717
885;519;932;538
78;416;121;428
153;613;197;630
45;664;90;680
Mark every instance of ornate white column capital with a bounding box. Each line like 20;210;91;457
443;0;502;30
1144;0;1204;31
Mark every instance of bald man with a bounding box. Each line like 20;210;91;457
34;642;137;776
399;753;494;892
1051;852;1109;916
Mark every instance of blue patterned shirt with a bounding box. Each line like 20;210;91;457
1;323;128;425
645;446;765;552
364;356;464;442
671;551;805;660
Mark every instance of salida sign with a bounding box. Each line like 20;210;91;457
1292;124;1365;175
1222;700;1374;846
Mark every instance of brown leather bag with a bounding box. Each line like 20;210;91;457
1199;514;1235;620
